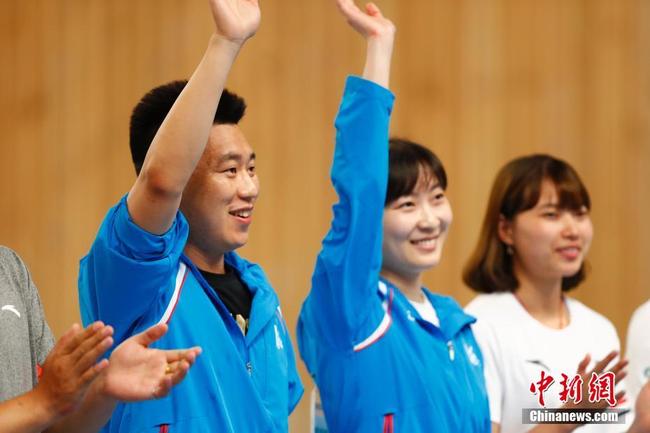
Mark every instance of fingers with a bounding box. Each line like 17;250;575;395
336;0;361;19
591;351;619;374
159;348;201;393
163;347;202;364
76;334;113;372
149;357;192;399
151;376;173;399
47;321;113;374
608;359;629;383
365;2;382;17
55;322;90;356
576;354;591;375
72;324;113;363
62;322;110;360
132;323;169;347
615;391;626;406
169;360;191;387
78;357;110;386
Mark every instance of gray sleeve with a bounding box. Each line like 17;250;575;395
1;247;54;366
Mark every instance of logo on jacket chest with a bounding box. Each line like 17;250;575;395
464;342;480;366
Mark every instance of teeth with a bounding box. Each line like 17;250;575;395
233;210;251;218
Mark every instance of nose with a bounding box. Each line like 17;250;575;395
238;172;259;201
416;204;439;232
561;213;579;239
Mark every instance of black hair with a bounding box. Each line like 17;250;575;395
129;80;247;174
386;138;448;205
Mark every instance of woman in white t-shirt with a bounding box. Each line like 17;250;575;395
463;154;650;433
626;301;650;427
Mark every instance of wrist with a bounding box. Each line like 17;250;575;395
209;33;246;53
362;37;393;89
31;385;66;423
92;372;119;405
366;33;394;51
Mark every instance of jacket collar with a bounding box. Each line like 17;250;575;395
378;277;476;340
185;252;279;346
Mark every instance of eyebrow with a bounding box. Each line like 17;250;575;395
404;181;442;197
423;181;442;192
218;152;256;164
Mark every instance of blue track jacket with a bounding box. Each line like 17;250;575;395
297;76;490;433
79;197;303;433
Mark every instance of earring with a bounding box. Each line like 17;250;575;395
506;245;514;255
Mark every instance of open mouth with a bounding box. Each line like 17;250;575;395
410;236;439;251
556;246;581;260
229;208;253;222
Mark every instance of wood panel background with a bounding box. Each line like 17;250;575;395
1;1;649;431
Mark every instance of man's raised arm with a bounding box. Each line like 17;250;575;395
127;0;260;234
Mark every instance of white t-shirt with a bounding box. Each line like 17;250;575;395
626;300;650;405
408;295;440;327
466;293;626;433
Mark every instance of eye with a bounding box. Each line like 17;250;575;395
542;211;559;219
221;167;237;176
431;191;445;202
574;207;589;217
248;164;256;175
394;199;415;210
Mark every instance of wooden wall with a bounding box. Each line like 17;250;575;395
1;1;649;431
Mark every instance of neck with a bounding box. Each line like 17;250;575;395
514;264;567;329
184;243;226;274
380;267;424;302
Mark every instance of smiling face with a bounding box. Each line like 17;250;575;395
381;169;453;280
181;123;259;258
500;179;593;285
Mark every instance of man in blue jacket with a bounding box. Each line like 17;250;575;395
78;0;302;431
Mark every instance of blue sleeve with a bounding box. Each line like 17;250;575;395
285;324;304;414
78;195;189;344
307;76;395;349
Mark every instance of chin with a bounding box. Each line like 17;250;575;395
561;267;582;279
419;252;443;268
237;235;251;248
228;240;248;251
408;258;440;274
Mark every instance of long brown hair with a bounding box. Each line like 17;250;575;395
463;154;591;293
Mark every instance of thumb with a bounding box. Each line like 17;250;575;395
132;323;169;347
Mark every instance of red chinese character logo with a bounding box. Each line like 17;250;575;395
530;371;555;407
588;372;617;406
559;373;584;404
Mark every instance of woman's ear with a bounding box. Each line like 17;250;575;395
498;214;514;247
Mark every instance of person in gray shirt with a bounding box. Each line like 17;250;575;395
0;245;202;433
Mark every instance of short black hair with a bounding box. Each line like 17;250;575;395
129;80;247;175
385;138;448;205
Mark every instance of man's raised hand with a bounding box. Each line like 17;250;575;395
209;0;261;45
